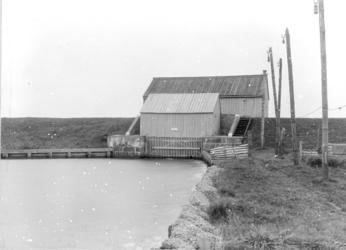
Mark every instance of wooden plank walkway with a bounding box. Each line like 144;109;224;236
1;148;114;159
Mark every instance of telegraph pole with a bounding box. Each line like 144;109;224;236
278;58;283;156
0;0;2;155
285;28;299;165
316;0;329;180
268;48;280;155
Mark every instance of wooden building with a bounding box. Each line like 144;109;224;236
142;72;269;117
140;93;220;137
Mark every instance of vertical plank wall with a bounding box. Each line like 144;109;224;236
220;97;264;117
140;113;220;137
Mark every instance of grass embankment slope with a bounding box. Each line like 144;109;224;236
1;117;135;149
209;150;346;250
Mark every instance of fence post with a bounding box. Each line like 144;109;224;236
144;136;148;157
299;141;303;159
248;130;252;157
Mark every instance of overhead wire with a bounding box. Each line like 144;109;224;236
297;106;322;118
328;104;346;111
294;103;346;118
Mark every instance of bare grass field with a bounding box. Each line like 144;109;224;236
208;149;346;250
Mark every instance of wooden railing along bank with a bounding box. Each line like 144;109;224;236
1;148;114;159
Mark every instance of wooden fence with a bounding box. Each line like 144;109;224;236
146;136;203;158
299;141;346;158
210;144;249;160
329;143;346;155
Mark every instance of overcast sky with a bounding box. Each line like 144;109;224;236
2;0;346;118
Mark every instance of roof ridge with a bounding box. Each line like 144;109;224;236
153;74;264;79
143;74;268;98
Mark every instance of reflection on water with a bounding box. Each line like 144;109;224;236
0;158;206;249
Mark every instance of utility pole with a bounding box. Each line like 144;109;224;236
316;0;329;180
0;0;2;156
261;70;267;149
278;58;283;156
317;127;320;150
278;59;283;118
268;48;280;155
285;28;299;165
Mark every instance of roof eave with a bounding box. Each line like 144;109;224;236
140;112;214;114
219;95;264;98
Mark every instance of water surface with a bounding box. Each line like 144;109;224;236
0;158;206;249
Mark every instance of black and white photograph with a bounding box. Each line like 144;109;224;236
1;0;346;249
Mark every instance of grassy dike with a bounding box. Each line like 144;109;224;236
1;117;134;149
207;149;346;250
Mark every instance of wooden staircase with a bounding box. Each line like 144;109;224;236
233;117;252;137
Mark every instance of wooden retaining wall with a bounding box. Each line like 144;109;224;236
1;148;114;159
210;144;249;160
1;136;249;160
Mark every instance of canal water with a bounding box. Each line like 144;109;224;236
0;158;206;249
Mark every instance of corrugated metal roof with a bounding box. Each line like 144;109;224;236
143;75;268;98
140;93;219;114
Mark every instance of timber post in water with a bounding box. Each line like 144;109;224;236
285;28;299;165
